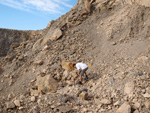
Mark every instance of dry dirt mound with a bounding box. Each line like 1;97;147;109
0;0;150;113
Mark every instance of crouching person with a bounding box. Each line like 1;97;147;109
73;62;88;85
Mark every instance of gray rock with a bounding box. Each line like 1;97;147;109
6;102;15;109
56;105;72;112
100;99;111;105
107;77;115;84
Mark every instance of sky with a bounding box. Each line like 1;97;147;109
0;0;77;30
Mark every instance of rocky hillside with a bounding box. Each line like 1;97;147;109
0;0;150;113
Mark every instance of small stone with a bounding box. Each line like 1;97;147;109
37;99;41;104
1;79;4;83
0;88;2;91
14;99;21;107
133;110;139;113
30;90;39;96
43;45;50;50
94;99;101;105
31;96;36;102
56;105;72;113
145;101;150;109
9;79;13;86
51;105;56;109
4;74;9;78
82;108;88;112
114;101;121;106
112;42;116;45
18;106;24;110
133;102;141;109
100;99;111;105
124;82;134;97
79;92;88;100
107;77;115;84
146;87;150;94
6;102;15;109
69;50;75;55
8;93;15;99
34;60;44;65
142;93;150;98
66;81;73;86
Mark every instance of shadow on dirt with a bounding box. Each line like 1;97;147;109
88;73;101;81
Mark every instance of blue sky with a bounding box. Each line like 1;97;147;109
0;0;77;30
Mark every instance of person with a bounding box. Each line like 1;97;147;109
73;62;88;84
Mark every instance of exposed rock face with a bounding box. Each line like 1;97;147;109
0;29;29;56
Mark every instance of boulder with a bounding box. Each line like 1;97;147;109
116;102;131;113
50;28;62;41
42;28;62;45
36;75;58;94
61;62;75;71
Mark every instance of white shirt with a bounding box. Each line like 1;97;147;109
76;62;88;70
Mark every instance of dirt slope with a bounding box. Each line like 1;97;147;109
0;0;150;113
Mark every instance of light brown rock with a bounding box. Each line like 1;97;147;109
142;93;150;98
50;28;62;41
116;102;131;113
66;80;73;86
133;110;139;113
8;93;15;99
14;99;21;107
61;62;75;71
114;101;121;106
62;70;69;80
31;96;36;102
36;75;58;94
124;81;134;97
100;99;111;105
56;105;72;113
30;89;39;96
145;101;150;109
132;102;141;109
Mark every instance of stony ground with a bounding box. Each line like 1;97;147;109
0;0;150;113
